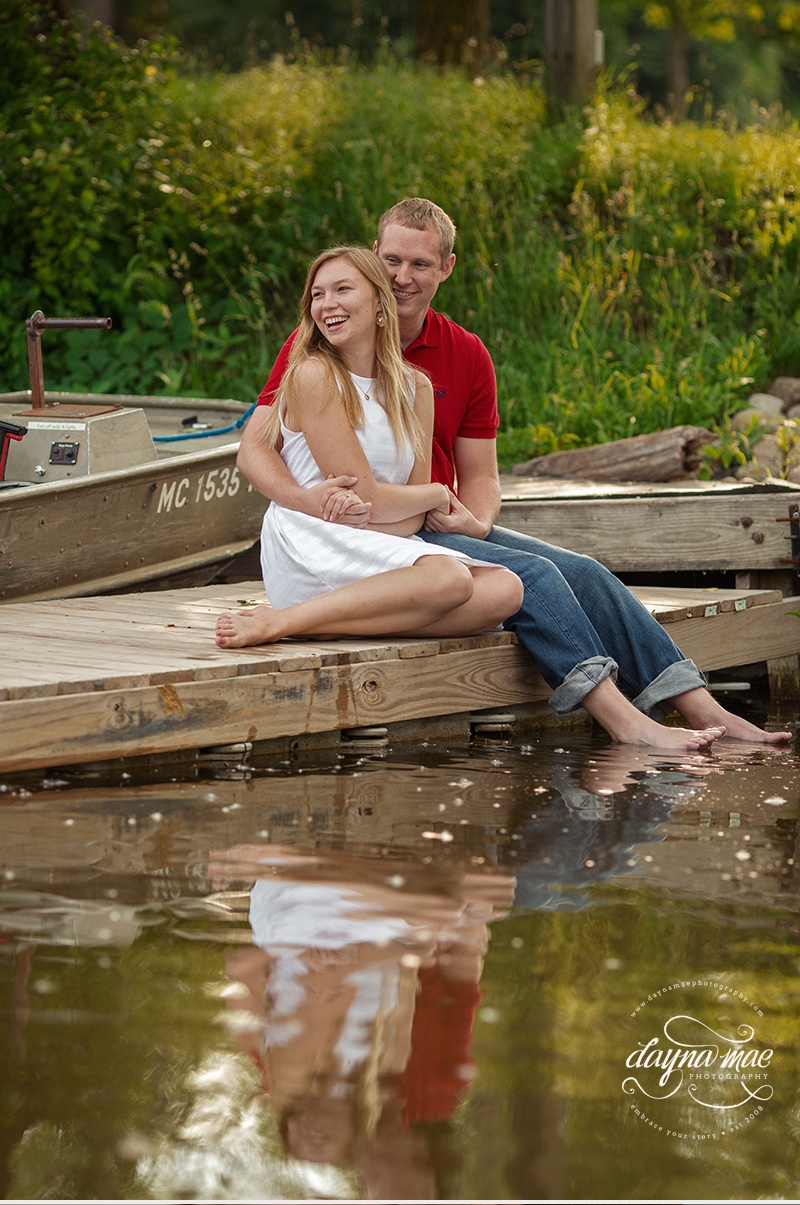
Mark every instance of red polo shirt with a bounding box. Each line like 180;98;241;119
255;308;498;491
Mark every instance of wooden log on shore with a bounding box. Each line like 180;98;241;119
512;425;713;482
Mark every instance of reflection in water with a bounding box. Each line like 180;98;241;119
0;705;799;1200
214;846;512;1198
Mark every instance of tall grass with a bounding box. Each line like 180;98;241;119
4;9;800;466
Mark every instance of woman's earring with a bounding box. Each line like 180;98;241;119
376;310;386;328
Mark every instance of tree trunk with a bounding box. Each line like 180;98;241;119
73;0;117;27
667;16;690;117
544;0;599;103
415;0;490;70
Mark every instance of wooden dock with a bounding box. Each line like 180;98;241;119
498;477;800;577
4;579;800;773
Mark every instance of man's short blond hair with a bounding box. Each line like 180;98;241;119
377;198;457;264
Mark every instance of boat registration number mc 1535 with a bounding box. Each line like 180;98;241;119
156;466;249;513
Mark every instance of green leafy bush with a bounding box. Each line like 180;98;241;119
4;7;800;465
0;4;181;381
0;4;338;398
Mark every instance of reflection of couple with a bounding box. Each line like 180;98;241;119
217;197;790;751
216;846;512;1196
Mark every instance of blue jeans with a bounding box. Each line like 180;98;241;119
419;526;706;716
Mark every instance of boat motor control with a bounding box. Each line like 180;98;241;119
3;309;158;483
4;404;158;483
0;420;27;486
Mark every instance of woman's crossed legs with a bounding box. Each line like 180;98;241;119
216;556;521;646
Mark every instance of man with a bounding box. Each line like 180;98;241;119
237;198;788;747
240;199;499;538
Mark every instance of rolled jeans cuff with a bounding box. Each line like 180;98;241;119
632;658;707;720
549;656;618;714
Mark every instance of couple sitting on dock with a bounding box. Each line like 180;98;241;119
217;197;790;750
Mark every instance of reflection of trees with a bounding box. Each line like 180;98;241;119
0;926;232;1200
462;888;800;1199
453;747;800;1200
0;945;32;1199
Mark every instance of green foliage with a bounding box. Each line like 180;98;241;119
536;86;800;444
4;6;800;459
637;0;800;41
495;425;581;472
0;5;344;397
0;4;179;379
641;1;749;42
601;1;800;116
698;413;764;478
121;0;418;70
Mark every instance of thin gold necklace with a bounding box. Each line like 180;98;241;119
354;375;375;402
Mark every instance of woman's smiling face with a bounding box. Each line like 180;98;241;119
309;257;380;355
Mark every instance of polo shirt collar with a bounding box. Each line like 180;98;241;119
404;307;440;353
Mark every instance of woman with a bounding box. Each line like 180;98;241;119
215;246;524;647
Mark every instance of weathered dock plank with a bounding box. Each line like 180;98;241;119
4;579;800;772
498;478;800;573
2;639;540;772
657;596;800;671
629;585;781;621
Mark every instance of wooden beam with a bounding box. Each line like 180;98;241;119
0;643;547;772
499;492;800;573
768;655;800;697
658;597;800;673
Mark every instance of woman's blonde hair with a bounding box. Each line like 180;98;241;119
263;245;424;458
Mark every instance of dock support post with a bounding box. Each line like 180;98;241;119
736;570;800;696
767;655;800;698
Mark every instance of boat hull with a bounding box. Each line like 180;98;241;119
1;441;266;601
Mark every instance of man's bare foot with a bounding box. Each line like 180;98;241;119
671;688;793;743
615;716;727;751
582;677;726;749
713;712;792;743
215;606;283;649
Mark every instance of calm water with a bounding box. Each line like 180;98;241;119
1;696;799;1203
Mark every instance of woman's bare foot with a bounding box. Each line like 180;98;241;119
215;606;283;649
670;687;793;743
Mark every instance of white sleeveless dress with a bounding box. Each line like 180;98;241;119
260;372;485;609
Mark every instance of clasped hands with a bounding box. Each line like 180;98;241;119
316;475;372;526
423;489;488;538
314;474;482;537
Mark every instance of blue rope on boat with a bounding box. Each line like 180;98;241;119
152;400;257;442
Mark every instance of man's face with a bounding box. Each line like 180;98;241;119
374;222;455;335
